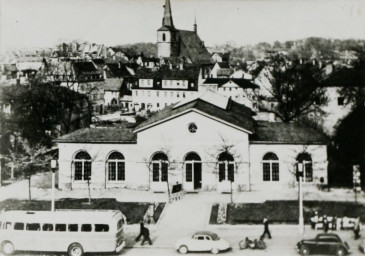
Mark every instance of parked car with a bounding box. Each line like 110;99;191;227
297;233;350;256
175;231;231;254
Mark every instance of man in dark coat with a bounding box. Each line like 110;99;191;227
323;215;329;233
141;226;153;245
135;219;144;242
260;218;272;239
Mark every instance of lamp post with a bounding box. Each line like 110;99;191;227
298;162;304;234
51;159;57;212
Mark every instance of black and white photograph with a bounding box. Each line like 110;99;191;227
0;0;364;255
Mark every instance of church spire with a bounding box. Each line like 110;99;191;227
162;0;174;28
194;16;197;33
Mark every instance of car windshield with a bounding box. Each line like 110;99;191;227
211;234;220;241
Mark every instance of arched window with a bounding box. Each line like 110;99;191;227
218;152;234;182
262;153;279;181
162;33;166;42
74;151;91;181
297;153;313;182
152;153;168;182
107;152;125;181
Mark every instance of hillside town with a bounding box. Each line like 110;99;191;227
0;0;364;255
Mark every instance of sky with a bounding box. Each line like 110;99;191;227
1;0;365;50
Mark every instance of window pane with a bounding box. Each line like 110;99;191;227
219;163;225;182
117;162;125;181
4;222;12;230
153;163;159;182
186;163;192;182
55;224;66;232
84;162;91;180
75;162;83;180
14;222;24;230
305;163;313;182
272;163;279;181
161;163;168;182
263;163;271;181
95;224;109;232
68;224;78;232
42;224;53;231
108;162;116;180
228;163;234;182
26;223;40;231
81;224;92;232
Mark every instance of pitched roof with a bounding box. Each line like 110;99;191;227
135;92;255;133
321;64;365;88
177;30;212;64
203;78;259;89
104;78;123;91
105;63;133;78
217;62;230;69
56;127;137;144
251;121;328;144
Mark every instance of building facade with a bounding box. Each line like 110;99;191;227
57;91;328;194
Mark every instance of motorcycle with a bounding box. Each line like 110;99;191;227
239;237;267;250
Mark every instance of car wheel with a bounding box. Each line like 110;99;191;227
211;248;220;254
336;247;345;256
239;240;248;249
1;241;15;255
178;245;188;254
68;243;84;256
300;245;310;256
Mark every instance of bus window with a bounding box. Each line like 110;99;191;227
68;224;78;232
4;222;12;230
26;223;40;231
95;224;109;232
42;224;54;231
55;224;66;232
14;222;24;230
117;220;123;230
81;224;92;232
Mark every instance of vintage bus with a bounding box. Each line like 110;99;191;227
0;209;125;256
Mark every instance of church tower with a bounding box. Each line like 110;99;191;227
157;0;179;58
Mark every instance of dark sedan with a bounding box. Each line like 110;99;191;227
297;233;350;256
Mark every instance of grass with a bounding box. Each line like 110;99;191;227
0;198;165;224
210;200;365;224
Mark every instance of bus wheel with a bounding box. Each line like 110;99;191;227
1;241;15;255
68;243;84;256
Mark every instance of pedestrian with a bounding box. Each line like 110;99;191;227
311;211;319;229
141;226;153;245
354;217;361;240
260;218;272;239
332;216;337;231
323;215;329;233
135;219;144;242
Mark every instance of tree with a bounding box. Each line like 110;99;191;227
256;55;327;122
4;137;52;201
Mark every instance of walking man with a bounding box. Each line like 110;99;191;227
261;218;272;239
354;217;361;240
323;215;329;233
141;226;153;245
135;219;144;242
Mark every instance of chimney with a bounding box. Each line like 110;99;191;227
169;62;173;70
179;62;184;70
118;62;121;68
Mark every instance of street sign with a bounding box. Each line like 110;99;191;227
353;165;361;192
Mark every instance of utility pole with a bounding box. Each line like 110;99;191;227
51;159;57;211
298;163;304;234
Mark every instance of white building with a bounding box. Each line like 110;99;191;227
56;91;328;194
132;67;201;112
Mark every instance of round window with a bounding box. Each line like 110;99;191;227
188;123;197;133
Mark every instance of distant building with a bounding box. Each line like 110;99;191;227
157;0;211;64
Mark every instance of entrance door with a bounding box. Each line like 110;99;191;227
193;162;202;189
184;152;202;191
